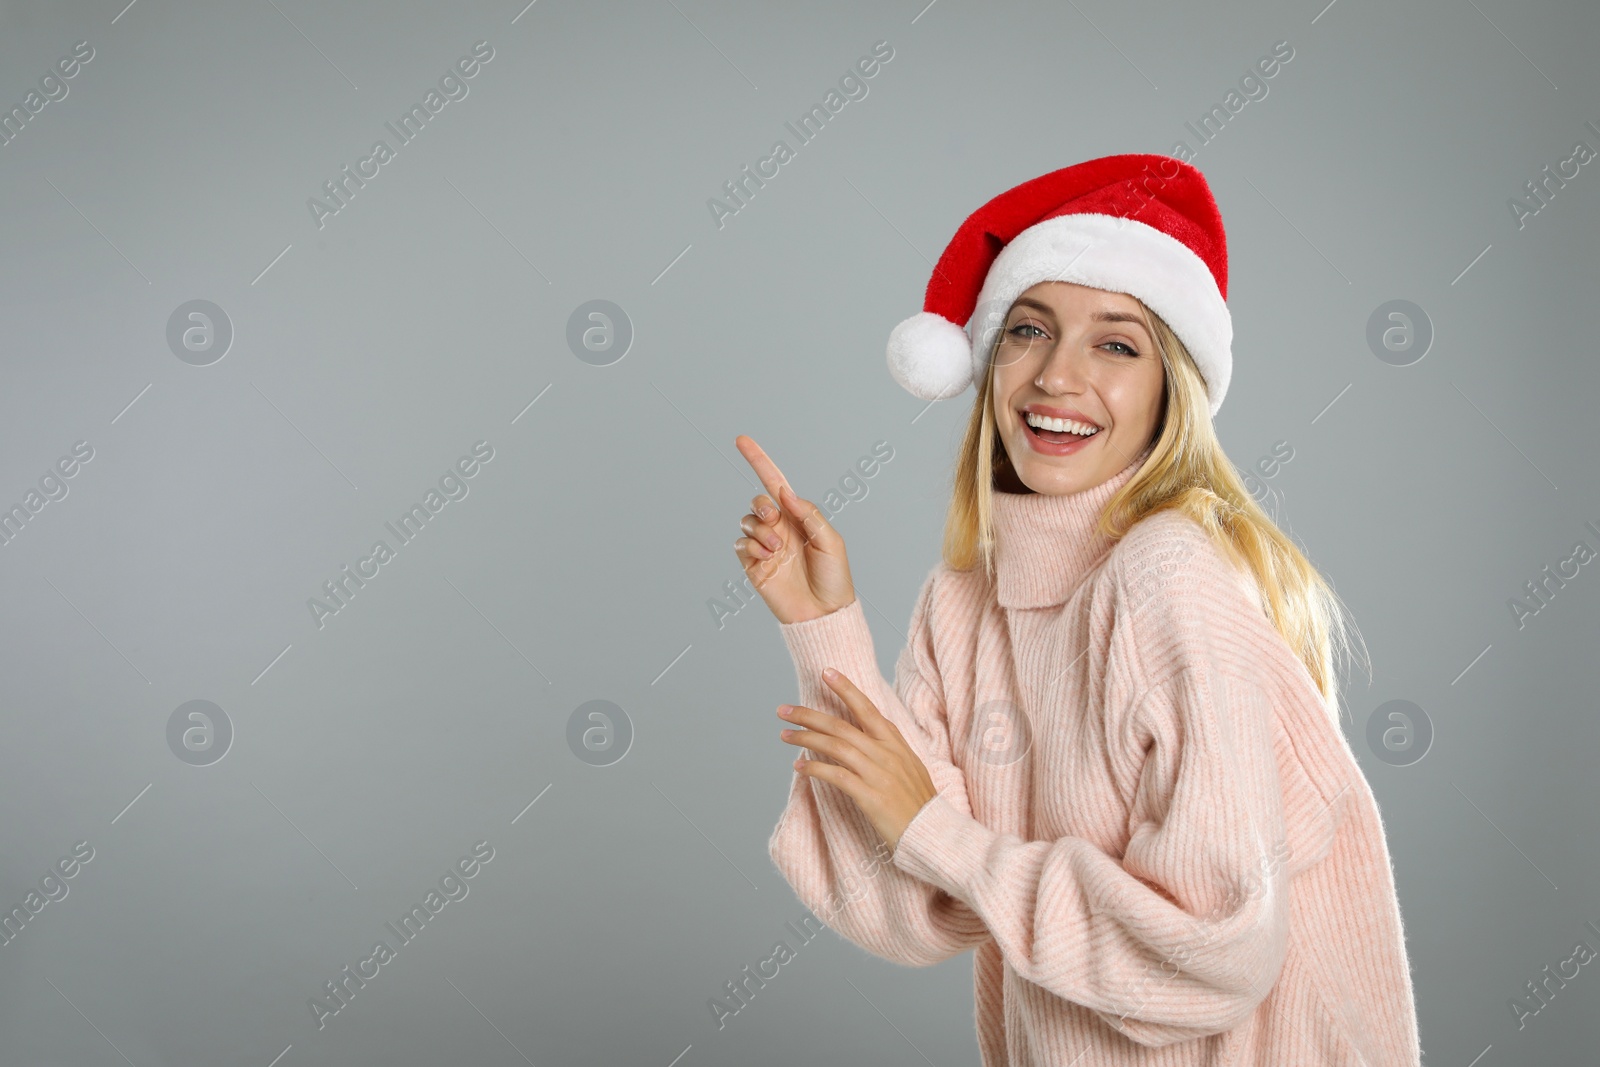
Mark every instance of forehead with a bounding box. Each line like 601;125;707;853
1011;280;1143;315
1008;283;1150;337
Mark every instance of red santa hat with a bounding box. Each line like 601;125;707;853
886;153;1233;419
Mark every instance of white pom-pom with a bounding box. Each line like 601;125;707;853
886;311;974;401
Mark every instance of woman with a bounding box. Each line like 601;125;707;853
733;154;1421;1064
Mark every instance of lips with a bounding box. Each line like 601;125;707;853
1025;421;1095;443
1018;414;1099;456
1019;405;1101;428
1019;410;1101;436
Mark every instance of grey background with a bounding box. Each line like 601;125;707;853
0;0;1595;1063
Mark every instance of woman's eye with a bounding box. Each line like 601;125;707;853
1007;323;1043;339
1103;341;1138;356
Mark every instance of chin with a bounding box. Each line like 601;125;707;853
1018;452;1102;492
1024;471;1084;496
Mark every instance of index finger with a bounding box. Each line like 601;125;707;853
734;434;793;502
823;669;897;741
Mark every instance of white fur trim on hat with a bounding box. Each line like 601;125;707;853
887;310;973;401
971;212;1233;417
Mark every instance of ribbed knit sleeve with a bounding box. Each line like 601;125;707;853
888;523;1293;1047
767;573;991;967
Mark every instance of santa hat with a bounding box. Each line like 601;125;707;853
886;153;1233;419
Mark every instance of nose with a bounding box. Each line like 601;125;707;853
1033;340;1089;394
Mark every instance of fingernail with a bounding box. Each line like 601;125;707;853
777;705;792;717
759;506;776;520
823;667;838;680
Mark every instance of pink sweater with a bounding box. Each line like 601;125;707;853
768;449;1422;1065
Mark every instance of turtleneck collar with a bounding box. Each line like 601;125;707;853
990;443;1153;609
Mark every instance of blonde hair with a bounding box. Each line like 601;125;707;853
940;295;1368;726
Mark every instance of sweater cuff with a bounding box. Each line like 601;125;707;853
777;597;876;679
890;791;993;902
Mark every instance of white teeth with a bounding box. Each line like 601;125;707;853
1024;412;1100;436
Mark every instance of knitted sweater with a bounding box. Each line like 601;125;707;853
767;449;1422;1065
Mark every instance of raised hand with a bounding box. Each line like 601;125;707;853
733;434;856;625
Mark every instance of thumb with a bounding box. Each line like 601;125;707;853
779;483;842;553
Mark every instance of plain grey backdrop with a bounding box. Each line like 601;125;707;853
1;0;1596;1063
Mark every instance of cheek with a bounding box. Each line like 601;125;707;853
1140;363;1167;415
1105;365;1164;425
992;352;1034;406
990;369;1016;424
990;342;1033;389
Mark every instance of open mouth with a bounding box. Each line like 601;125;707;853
1021;411;1101;445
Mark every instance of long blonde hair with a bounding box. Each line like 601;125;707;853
941;295;1368;726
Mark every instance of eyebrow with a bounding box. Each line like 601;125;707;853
1009;298;1150;336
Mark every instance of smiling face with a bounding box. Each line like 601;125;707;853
989;281;1168;496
